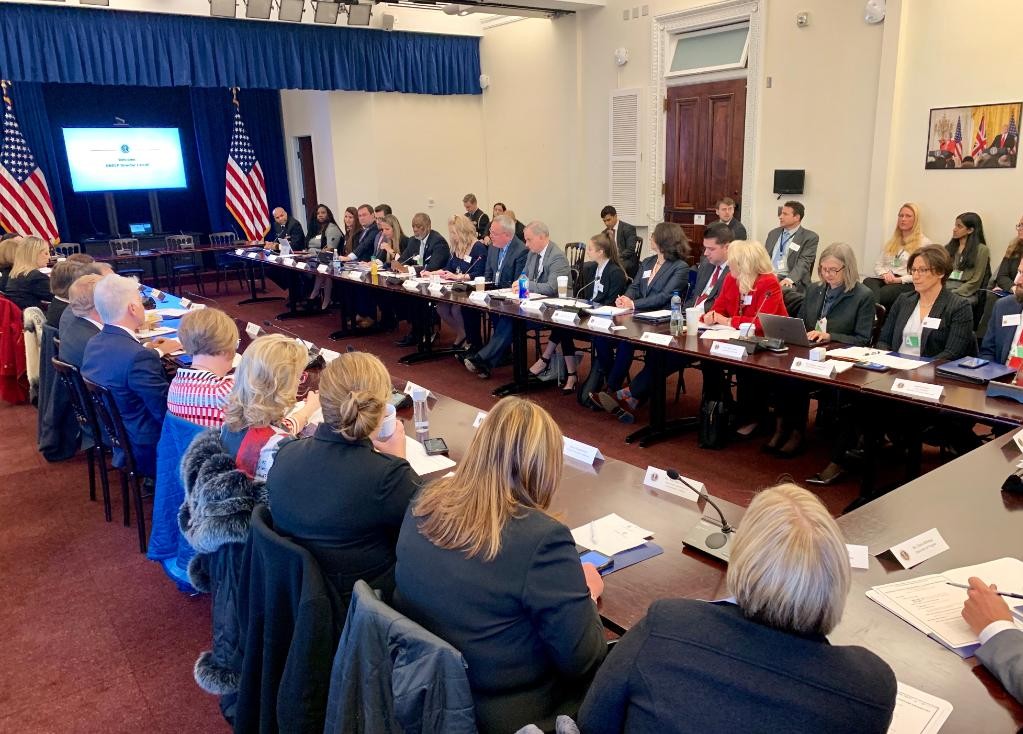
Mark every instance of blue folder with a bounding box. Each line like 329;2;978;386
936;357;1016;385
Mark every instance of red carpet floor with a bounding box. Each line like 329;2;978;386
0;279;945;732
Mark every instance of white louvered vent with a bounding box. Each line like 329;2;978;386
609;89;641;220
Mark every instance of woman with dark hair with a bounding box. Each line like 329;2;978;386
529;231;627;393
307;204;343;254
341;206;361;256
944;211;990;302
990;215;1023;294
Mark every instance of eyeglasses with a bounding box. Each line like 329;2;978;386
819;266;845;275
909;267;933;275
1016;223;1023;229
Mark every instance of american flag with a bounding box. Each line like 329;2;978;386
971;114;988;158
225;98;269;242
1010;112;1019;137
0;81;58;243
952;117;963;160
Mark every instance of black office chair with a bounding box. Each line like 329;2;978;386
166;234;205;295
52;357;113;522
82;378;150;552
869;303;887;347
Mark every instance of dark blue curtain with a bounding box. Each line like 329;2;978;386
0;5;480;95
190;88;290;236
1;82;68;239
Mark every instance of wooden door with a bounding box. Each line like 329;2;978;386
663;78;746;258
296;136;318;221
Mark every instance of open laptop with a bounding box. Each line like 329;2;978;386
128;222;153;236
759;313;813;347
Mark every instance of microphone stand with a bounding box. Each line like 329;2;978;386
669;468;736;560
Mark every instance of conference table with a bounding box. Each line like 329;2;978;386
149;277;1023;731
99;241;243;291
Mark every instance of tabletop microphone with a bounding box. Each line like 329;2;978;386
574;277;597;299
667;469;734;538
262;319;315;352
669;469;735;561
180;290;219;307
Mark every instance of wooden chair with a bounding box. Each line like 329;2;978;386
869;303;887;347
52;357;113;522
109;238;145;279
82;378;150;552
165;234;205;295
211;232;247;293
54;243;81;258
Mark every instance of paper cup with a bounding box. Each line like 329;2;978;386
376;403;397;441
557;275;569;298
686;307;703;326
474;276;485;291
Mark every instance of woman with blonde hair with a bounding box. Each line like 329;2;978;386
374;213;409;265
865;203;932;309
220;334;320;481
579;483;897;734
424;213;489;351
395;397;606;733
167;308;239;428
267;351;415;601
0;235;22;292
703;239;787;334
5;236;52;310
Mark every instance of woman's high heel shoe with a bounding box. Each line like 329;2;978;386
529;355;551;377
561;372;577;395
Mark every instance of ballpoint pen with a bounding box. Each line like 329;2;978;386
946;582;1023;600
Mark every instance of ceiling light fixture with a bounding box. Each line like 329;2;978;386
346;2;372;25
313;0;341;23
244;0;273;18
210;0;237;17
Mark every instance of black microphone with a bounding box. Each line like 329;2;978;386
667;469;734;549
262;319;317;354
574;277;597;299
180;290;219;307
457;254;484;277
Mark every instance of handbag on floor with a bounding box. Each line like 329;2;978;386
698;393;734;449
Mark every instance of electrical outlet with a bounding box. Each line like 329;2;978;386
631;7;639;18
622;9;629;20
641;5;648;15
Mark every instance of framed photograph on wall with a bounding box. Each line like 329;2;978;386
925;101;1022;169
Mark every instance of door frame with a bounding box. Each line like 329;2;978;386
648;0;762;232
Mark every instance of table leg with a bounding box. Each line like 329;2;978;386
400;303;459;365
625;350;698;448
491;319;546;397
238;260;284;305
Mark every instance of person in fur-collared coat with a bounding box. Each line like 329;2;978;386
178;428;266;720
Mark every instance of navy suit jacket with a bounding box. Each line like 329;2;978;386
400;230;450;271
57;307;100;369
81;325;169;450
352;223;380;262
485;238;528;289
980;294;1023;363
687;260;729;310
625;256;690;311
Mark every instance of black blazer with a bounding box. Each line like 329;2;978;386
615;221;640;278
395;505;607;734
46;298;69;328
722;218;748;241
485;238;528;289
375;234;409;264
979;294;1023;363
399;230;450;271
878;288;977;360
5;270;52;311
266;423;419;601
991;251;1022;292
273;217;306;251
625;256;690;311
0;266;10;293
467;209;491;240
579;261;627;305
57;307;100;369
352;222;380;262
798;281;876;346
686;260;729;310
578;599;897;734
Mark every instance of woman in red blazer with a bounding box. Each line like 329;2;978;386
702;240;787;335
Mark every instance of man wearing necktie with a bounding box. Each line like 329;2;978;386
764;201;819;315
600;205;640;278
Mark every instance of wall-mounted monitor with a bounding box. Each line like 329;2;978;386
772;169;805;195
62;127;188;193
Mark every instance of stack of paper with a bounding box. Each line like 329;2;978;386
700;328;742;340
827;346;928;371
583;305;630;317
571;513;653;555
866;557;1023;655
889;683;953;734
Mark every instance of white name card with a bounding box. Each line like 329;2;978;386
245;322;261;339
643;466;702;501
791;357;836;378
282;257;295;267
403;280;421;291
888;528;949;569
788;242;801;252
247;251;259;259
710;340;748;360
267;254;279;263
472;410;488;428
519;300;544;313
847;544;870;570
345;271;363;281
295;262;308;270
319;348;341;362
235;248;244;255
403;380;436;399
317;264;330;274
179;298;192;309
150;289;163;299
1013;426;1023;454
468;291;490;304
551;310;580;325
640;332;674;346
189;303;206;310
891;379;944;401
428;283;446;294
563;436;604;465
586;316;614;332
1004;313;1022;327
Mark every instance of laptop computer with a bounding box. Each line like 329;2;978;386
759;313;813;347
128;222;153;236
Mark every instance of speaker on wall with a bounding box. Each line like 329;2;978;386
773;169;805;195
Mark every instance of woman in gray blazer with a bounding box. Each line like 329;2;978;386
308;204;344;309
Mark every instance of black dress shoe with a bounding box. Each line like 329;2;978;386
463;355;490;379
806;467;846;486
394;334;418;347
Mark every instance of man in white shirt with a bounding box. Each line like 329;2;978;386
961;575;1023;703
600;205;640;278
688;222;733;312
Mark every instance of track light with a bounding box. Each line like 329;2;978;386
245;0;273;18
80;0;111;6
278;0;305;21
313;0;341;23
346;2;372;25
210;0;237;17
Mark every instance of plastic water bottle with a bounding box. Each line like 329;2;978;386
670;290;683;336
332;248;341;275
412;386;429;433
518;272;529;299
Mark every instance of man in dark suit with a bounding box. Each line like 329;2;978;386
601;205;640;278
715;196;748;241
349;204;381;262
463;193;490;241
962;575;1023;704
688;221;733;311
58;273;104;369
394;213;452;347
81;274;178;478
990;124;1018;155
764;201;820;315
270;207;306;251
462;215;530;378
979;262;1023;364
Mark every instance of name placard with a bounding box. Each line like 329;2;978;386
403;380;436;399
179;298;192;309
150;289;163;299
319;348;341;362
246;251;259;259
428;283;446;294
888;527;949;569
519;300;544;313
402;280;421;291
235;248;245;255
1013;426;1023;454
586;316;614;331
316;264;330;274
710;341;748;361
643;466;702;501
791;357;836;378
468;291;490;304
891;379;944;401
295;262;308;270
282;257;295;267
267;254;279;263
551;310;580;325
563;436;604;465
472;410;488;428
640;332;674;346
345;271;364;281
245;322;261;339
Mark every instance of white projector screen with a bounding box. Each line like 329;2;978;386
62;127;188;193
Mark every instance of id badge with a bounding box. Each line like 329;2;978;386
905;334;920;348
950;269;964;280
815;317;827;334
1016;345;1023;359
594;282;604;295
